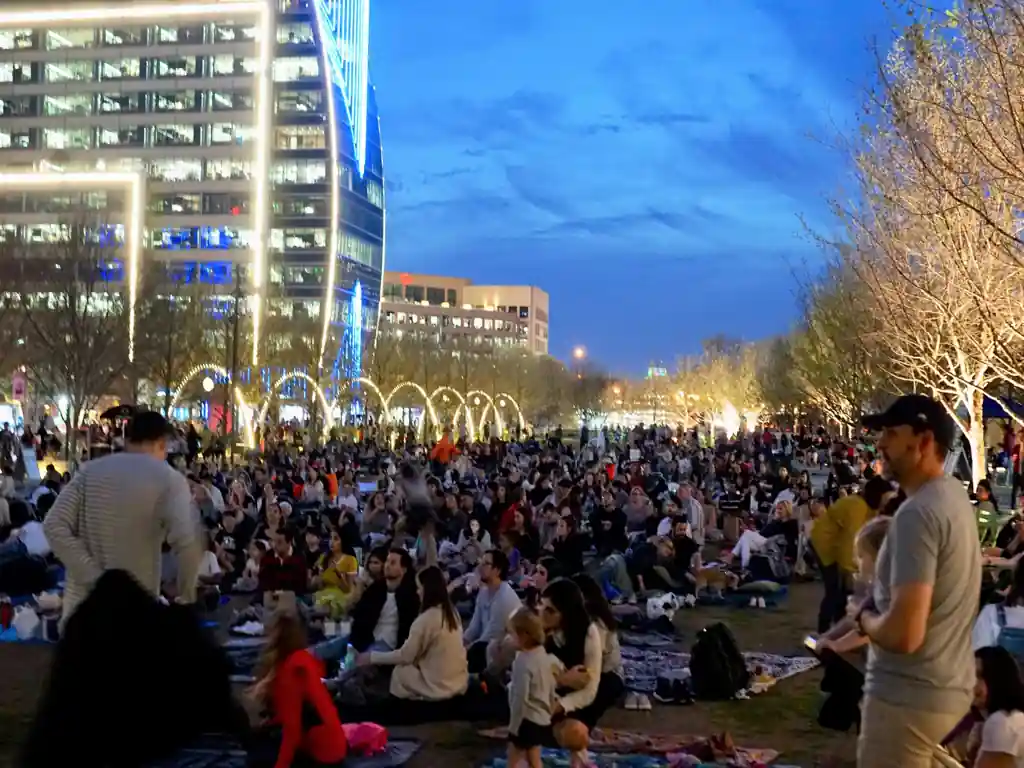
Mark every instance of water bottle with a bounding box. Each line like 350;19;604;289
343;643;356;671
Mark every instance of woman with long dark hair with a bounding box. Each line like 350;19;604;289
972;645;1024;766
570;574;626;710
539;578;607;767
356;565;468;702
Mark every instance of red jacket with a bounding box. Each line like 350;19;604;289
270;650;347;768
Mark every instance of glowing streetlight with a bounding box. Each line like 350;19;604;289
572;345;586;361
612;385;621;396
202;376;215;393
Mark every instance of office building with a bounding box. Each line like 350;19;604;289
380;271;550;354
0;0;384;392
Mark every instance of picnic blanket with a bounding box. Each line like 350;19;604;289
621;646;819;695
618;630;678;649
477;732;779;765
147;737;422;768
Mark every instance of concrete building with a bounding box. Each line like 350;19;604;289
380;271;550;354
0;0;385;393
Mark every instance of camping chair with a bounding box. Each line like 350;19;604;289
978;508;1015;547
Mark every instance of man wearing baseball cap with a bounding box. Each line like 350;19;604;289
851;394;980;767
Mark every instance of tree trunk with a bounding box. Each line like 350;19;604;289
968;388;986;490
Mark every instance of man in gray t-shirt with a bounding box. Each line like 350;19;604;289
853;395;980;768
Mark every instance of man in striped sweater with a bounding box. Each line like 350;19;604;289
44;411;202;628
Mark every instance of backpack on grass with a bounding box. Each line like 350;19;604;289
689;622;750;700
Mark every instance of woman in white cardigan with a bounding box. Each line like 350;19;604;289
356;564;469;701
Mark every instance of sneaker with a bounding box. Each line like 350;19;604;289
756;596;767;609
636;693;652;711
673;679;695;705
653;678;676;704
748;596;757;608
623;691;639;710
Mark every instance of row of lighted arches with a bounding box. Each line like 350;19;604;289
167;364;527;447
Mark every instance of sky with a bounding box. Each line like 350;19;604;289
369;0;894;373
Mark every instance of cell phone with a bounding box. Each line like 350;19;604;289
803;635;818;653
358;481;378;495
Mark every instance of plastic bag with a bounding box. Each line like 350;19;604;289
13;605;41;640
342;722;388;755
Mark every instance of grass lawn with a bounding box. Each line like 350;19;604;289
0;581;855;767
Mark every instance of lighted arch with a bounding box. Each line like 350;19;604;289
258;370;334;435
234;386;256;450
466;390;503;439
386;381;440;435
169;363;230;410
489;392;526;433
428;386;474;437
343;377;389;416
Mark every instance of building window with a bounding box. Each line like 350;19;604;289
211;24;258;43
270;159;326;184
151;159;202;182
43;94;92;116
155;25;204;44
2;62;35;83
150;193;201;214
151;56;197;78
154;91;196;112
274;125;325;150
210;89;254;111
46;28;95;50
0;96;35;116
152;125;197;147
276;23;314;44
426;287;445;305
44;128;91;150
99;126;145;147
0;128;32;149
276;90;322;113
283;266;324;284
211;54;258;77
99;93;142;113
519;306;529;318
270;227;327;250
101;27;145;46
0;30;33;50
205;159;252;180
205;194;249;215
272;57;318;82
275;195;327;216
405;285;425;302
98;59;140;80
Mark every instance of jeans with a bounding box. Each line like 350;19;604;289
598;553;635;599
818;563;849;634
310;635;392;662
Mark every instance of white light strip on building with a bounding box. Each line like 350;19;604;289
356;0;370;178
0;171;143;361
312;0;342;374
0;0;272;369
250;1;273;368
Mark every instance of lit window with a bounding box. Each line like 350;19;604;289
44;61;91;82
272;57;318;82
150;159;202;182
0;30;34;50
44;128;91;150
151;57;196;78
276;23;314;44
274;126;325;150
43;94;92;116
153;125;196;147
276;90;322;113
102;28;144;46
46;29;94;50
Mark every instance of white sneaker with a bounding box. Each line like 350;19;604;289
623;691;639;710
748;596;757;608
636;693;652;711
757;596;767;608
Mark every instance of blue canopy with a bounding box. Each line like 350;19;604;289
983;395;1024;420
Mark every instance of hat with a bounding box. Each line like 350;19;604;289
861;394;957;450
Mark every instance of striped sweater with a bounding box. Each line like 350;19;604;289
43;451;202;626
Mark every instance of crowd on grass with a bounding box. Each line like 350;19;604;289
8;394;1024;767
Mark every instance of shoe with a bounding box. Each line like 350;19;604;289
623;691;639;710
756;596;767;608
653;678;676;704
672;678;695;705
748;596;757;608
636;693;652;711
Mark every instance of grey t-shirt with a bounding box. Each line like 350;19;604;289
865;475;981;714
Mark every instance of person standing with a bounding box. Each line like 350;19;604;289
851;395;981;768
44;411;202;627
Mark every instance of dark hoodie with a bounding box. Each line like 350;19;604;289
348;574;420;653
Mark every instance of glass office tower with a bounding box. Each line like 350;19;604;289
0;0;385;396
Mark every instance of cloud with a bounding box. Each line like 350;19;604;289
634;111;710;127
503;164;576;218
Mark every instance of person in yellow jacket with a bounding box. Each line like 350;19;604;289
811;476;895;632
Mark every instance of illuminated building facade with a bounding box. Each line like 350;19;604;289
0;0;384;396
380;271;550;355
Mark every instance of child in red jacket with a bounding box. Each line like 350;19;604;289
251;611;347;768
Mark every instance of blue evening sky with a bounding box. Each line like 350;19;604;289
370;0;893;373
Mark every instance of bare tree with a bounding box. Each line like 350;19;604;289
6;223;132;459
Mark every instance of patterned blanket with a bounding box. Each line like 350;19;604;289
621;646;819;695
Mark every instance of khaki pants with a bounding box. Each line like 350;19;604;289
858;695;962;768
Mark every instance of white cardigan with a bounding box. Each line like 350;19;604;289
370;605;469;701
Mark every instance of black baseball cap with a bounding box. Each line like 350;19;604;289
861;394;957;450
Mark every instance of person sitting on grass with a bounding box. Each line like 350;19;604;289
311;525;359;620
355;565;469;702
464;548;522;673
348;547;419;653
249;610;348;768
258;527;308;595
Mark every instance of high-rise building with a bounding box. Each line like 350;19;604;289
0;0;384;392
380;271;550;355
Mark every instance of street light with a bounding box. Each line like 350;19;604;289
572;345;586;361
202;376;215;393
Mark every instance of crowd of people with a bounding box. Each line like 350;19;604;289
6;392;1024;767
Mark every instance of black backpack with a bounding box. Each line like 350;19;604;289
689;622;750;700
